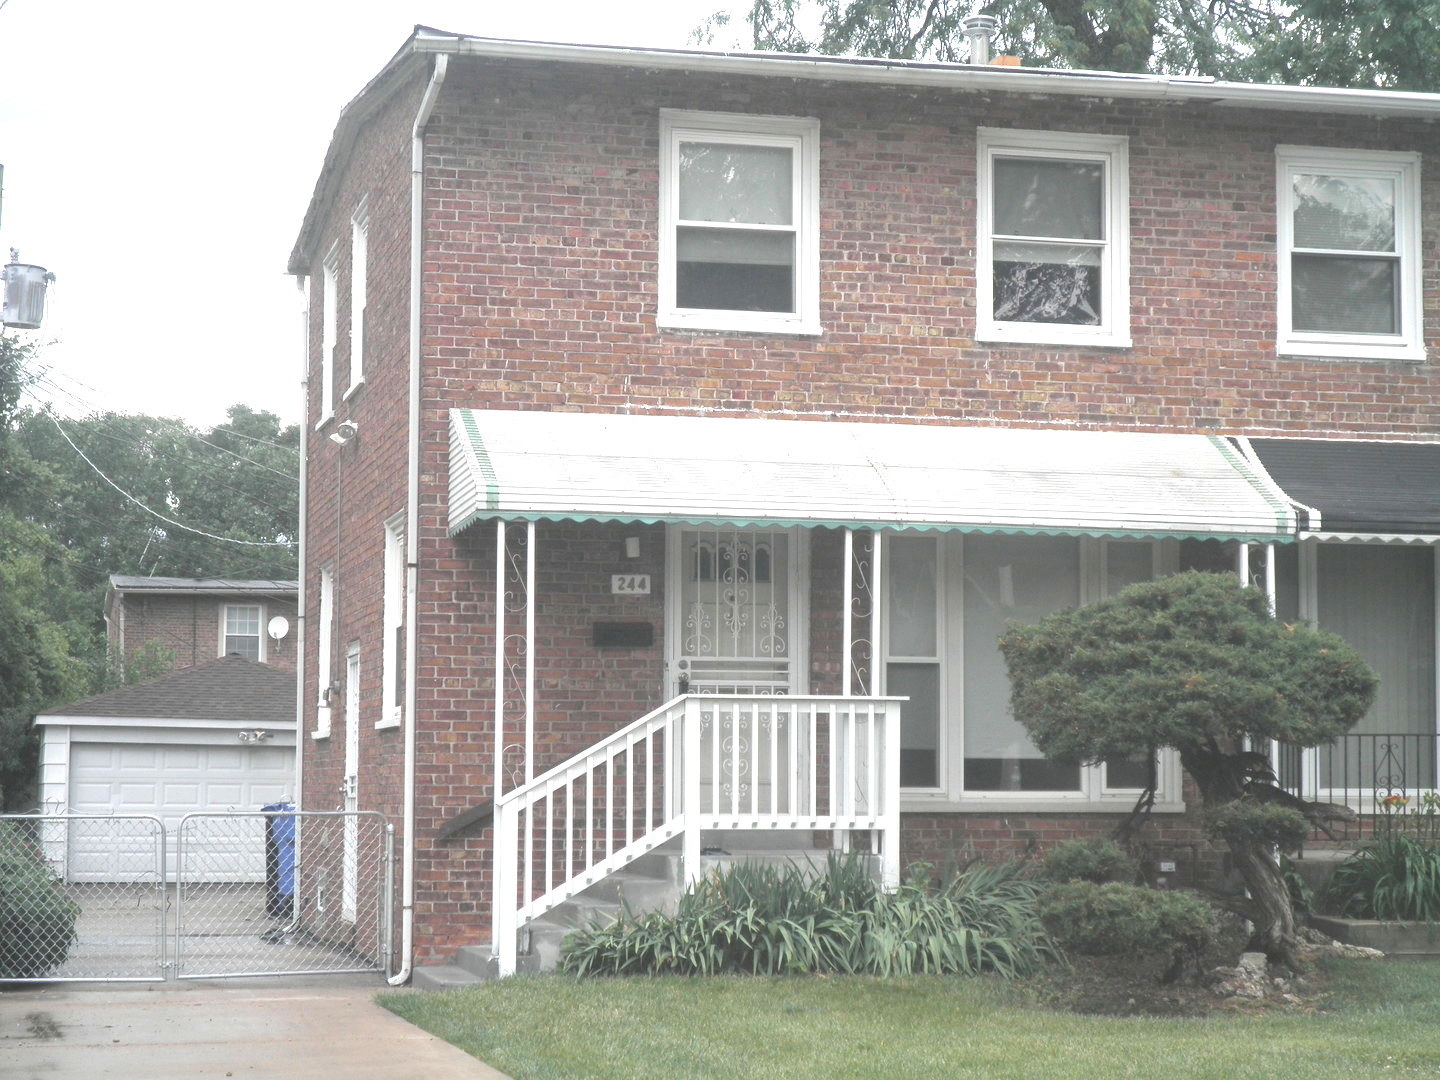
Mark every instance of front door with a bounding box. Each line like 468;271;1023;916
667;527;807;811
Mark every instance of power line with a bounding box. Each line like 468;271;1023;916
46;412;295;549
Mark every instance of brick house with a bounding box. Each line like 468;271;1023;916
105;575;300;675
35;578;299;841
287;27;1440;980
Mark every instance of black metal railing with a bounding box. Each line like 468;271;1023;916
1279;732;1440;841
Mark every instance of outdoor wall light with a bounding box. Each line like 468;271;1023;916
329;421;359;447
238;729;273;743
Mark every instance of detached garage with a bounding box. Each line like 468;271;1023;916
35;656;296;881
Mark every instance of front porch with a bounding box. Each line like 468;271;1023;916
443;410;1318;977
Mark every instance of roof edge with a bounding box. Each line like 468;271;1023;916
289;28;1439;274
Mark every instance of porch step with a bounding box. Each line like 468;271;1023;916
411;840;840;988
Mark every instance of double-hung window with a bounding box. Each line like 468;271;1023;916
223;604;263;661
977;129;1130;347
318;242;339;425
347;199;369;397
379;515;405;729
659;110;820;335
1277;147;1422;361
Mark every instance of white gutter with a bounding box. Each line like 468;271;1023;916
410;30;1440;119
390;51;449;988
294;278;310;813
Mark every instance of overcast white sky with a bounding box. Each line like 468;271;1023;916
0;0;748;428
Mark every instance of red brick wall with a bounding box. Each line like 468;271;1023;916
299;55;1438;960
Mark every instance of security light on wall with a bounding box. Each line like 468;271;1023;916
329;421;358;447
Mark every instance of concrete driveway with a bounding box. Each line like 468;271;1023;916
0;978;511;1080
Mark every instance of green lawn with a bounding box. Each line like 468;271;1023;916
380;960;1440;1080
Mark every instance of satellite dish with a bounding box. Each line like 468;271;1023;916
267;616;290;641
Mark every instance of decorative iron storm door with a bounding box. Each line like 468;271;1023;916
667;527;807;811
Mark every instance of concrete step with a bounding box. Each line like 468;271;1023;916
410;964;486;991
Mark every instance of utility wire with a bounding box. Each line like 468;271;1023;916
46;412;294;549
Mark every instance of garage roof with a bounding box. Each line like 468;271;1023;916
35;656;296;728
450;410;1297;542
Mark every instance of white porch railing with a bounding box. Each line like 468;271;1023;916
491;694;903;976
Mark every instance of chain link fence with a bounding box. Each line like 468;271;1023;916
0;811;392;983
1;814;167;982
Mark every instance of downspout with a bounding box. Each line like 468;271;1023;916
390;51;449;987
294;279;310;812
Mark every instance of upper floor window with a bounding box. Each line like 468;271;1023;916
658;110;820;336
318;242;340;425
347;199;369;397
1277;146;1423;361
223;604;262;661
977;129;1130;348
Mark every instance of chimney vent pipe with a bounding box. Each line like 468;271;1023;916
962;14;998;65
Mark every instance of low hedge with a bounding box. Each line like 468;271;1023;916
1038;880;1211;981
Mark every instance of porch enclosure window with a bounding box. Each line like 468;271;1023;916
223;604;262;661
977;129;1130;347
1276;146;1422;360
658;110;820;334
1274;542;1437;793
963;535;1082;791
884;532;1165;803
671;527;799;695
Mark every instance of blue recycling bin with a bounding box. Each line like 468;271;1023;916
262;802;296;919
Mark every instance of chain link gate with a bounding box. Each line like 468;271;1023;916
175;810;393;979
0;811;393;983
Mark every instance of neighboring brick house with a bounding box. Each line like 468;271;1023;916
106;576;300;676
287;27;1440;977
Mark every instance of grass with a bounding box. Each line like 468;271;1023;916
380;960;1440;1080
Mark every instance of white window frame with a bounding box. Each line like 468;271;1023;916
378;514;405;729
658;109;821;336
1276;146;1423;362
220;603;264;662
314;564;334;739
887;534;1183;812
317;241;340;428
346;199;369;398
976;128;1131;348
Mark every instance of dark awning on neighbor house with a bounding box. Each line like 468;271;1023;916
1245;438;1440;539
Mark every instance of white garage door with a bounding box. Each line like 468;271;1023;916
68;742;294;882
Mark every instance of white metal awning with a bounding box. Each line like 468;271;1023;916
449;409;1298;542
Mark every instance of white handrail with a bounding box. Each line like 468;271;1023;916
492;694;904;976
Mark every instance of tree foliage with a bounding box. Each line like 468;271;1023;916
1000;571;1377;967
718;0;1440;90
1000;571;1376;770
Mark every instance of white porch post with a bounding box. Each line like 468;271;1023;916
525;520;536;784
842;529;854;695
1236;541;1250;586
682;695;702;887
494;520;507;799
493;800;518;976
880;699;902;890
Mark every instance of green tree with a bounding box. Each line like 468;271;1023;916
719;0;1440;89
0;334;88;809
999;571;1377;969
